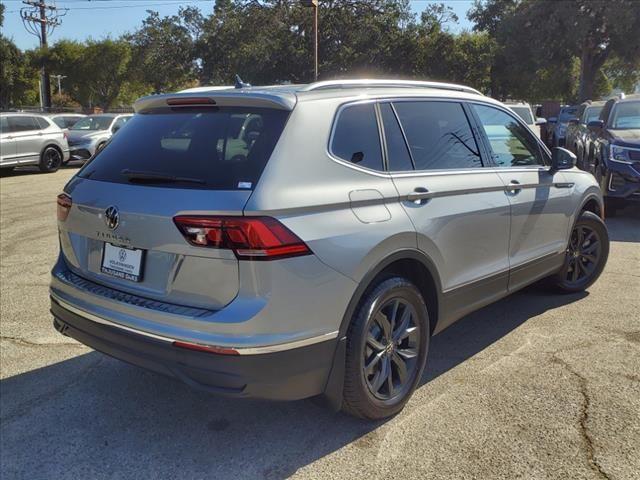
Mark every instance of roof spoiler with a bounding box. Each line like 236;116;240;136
134;91;297;113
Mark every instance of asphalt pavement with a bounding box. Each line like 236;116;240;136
1;167;639;480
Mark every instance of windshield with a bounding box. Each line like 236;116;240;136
559;107;578;123
583;106;603;124
610;101;640;129
70;116;114;131
78;107;289;190
509;106;533;124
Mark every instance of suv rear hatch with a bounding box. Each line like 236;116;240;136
57;98;291;310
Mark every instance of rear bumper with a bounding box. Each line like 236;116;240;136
51;296;338;400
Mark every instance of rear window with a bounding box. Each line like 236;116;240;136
509;106;533;124
78;107;289;190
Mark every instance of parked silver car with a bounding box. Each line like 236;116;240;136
48;113;87;131
66;113;132;161
50;80;609;419
0;112;70;172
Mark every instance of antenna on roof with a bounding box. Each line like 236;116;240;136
235;75;251;89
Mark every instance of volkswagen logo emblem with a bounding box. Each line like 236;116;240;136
104;206;120;230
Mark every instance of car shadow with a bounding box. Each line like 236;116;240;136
1;286;587;479
0;164;82;178
605;205;640;243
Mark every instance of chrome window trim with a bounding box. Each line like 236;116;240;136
51;295;339;355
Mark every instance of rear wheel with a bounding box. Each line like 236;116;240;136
38;146;62;173
551;211;609;293
342;277;429;419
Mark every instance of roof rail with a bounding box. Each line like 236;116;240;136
301;79;482;96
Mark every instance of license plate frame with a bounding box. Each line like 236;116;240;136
100;243;145;283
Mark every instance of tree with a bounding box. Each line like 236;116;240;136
43;39;134;110
0;4;38;107
128;9;199;93
470;0;640;101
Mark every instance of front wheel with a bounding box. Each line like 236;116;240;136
551;211;609;293
342;277;430;419
39;146;62;173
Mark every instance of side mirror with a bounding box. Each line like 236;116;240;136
535;117;547;126
587;119;604;130
568;118;579;126
550;147;576;172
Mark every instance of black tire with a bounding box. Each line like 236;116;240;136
550;211;609;293
342;277;430;420
38;146;62;173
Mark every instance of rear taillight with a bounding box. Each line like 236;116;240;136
57;193;72;221
173;216;311;261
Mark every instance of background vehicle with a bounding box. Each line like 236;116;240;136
0;112;70;172
548;105;579;147
505;101;546;138
565;101;605;170
48;113;87;131
67;113;132;161
51;80;609;420
586;94;640;215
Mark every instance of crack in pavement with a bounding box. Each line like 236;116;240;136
0;335;85;348
551;356;612;480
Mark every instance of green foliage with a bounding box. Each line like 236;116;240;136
42;39;134;110
3;0;639;109
471;0;640;102
127;9;199;93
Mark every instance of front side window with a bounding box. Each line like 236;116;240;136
331;103;383;171
0;117;9;133
472;104;545;167
393;101;482;170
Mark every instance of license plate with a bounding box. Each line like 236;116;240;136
101;243;144;282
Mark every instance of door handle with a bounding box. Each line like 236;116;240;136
406;187;431;204
553;182;574;188
505;180;522;195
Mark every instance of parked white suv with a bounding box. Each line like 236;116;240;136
506;101;546;138
0;113;70;172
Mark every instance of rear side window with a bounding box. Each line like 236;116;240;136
7;116;39;133
78;107;289;190
380;103;413;171
331;103;383;171
0;117;8;133
393;101;482;170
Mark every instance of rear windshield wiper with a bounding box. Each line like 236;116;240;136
120;169;205;185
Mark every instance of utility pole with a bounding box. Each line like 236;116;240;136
301;0;318;81
20;1;67;110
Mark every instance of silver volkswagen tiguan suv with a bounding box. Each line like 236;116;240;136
50;80;609;419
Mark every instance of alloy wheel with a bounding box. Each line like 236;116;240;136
565;225;601;285
364;298;420;401
44;149;61;170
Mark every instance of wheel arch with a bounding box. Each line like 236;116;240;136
321;249;443;410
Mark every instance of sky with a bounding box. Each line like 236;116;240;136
1;0;475;51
